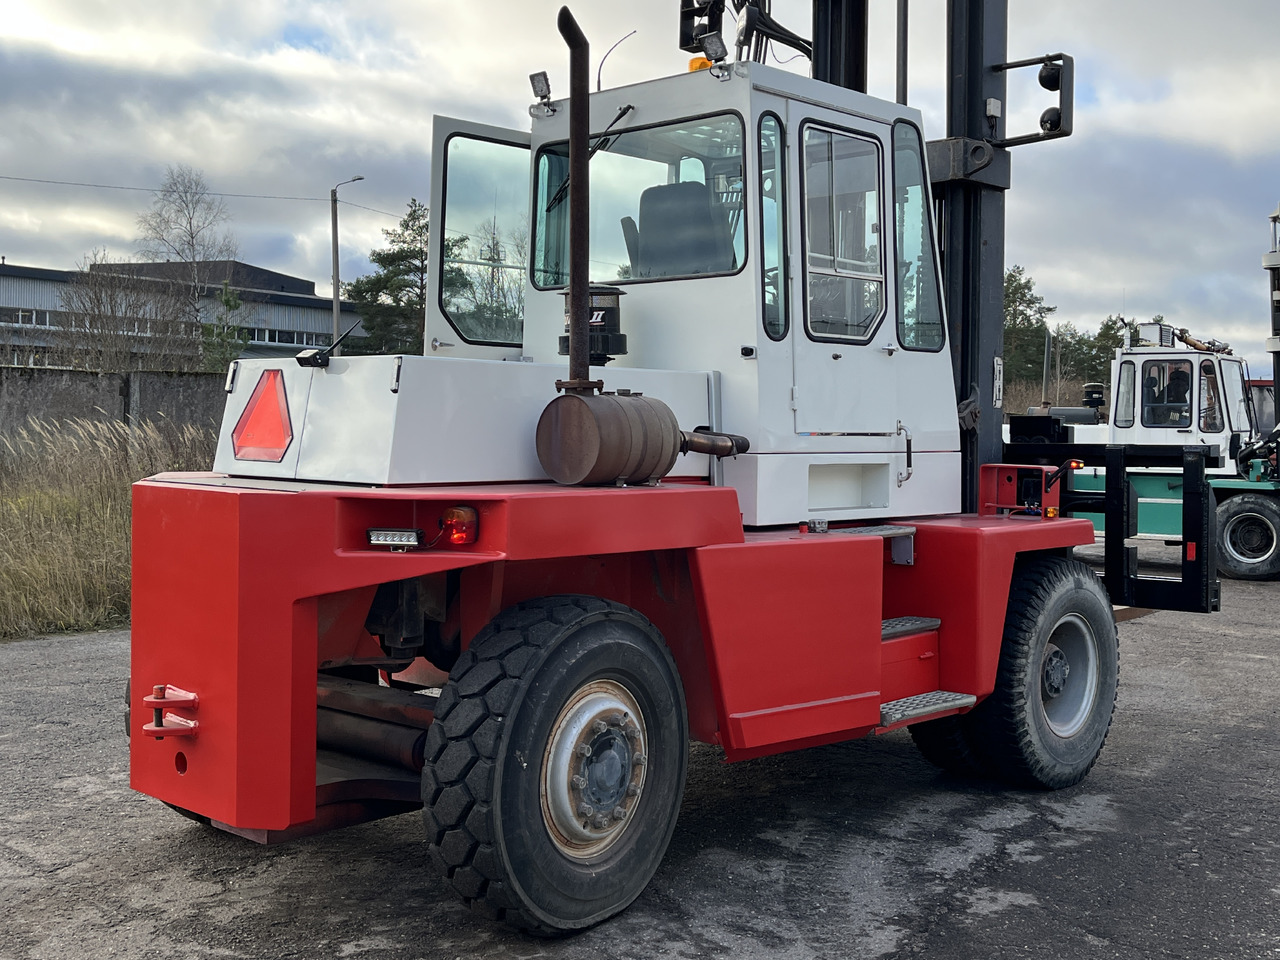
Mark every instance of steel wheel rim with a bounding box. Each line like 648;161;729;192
1222;511;1278;565
1039;613;1099;738
541;679;647;861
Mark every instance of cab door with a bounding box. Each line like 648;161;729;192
427;117;530;359
789;105;899;438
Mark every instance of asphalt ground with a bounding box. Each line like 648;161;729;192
1;555;1277;959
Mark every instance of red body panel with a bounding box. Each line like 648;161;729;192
130;477;741;829
130;473;1095;831
490;553;722;744
689;532;883;758
882;515;1096;697
881;630;940;702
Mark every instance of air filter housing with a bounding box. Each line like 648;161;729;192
559;286;627;365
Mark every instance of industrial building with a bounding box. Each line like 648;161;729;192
0;259;360;367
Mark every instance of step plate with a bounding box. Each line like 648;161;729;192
837;524;916;538
879;690;976;728
881;616;941;641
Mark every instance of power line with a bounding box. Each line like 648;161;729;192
338;200;401;219
0;173;324;201
0;174;402;216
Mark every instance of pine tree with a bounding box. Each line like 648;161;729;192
346;199;468;355
1003;264;1057;382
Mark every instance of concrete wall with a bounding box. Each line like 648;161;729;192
0;367;226;432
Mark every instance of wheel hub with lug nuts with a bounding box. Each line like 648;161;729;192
1042;646;1070;699
542;680;647;860
1223;512;1277;563
1039;613;1100;739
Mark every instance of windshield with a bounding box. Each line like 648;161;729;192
533;113;746;286
1220;358;1254;434
1141;358;1192;428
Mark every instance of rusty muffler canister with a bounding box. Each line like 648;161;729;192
317;707;426;772
536;392;681;485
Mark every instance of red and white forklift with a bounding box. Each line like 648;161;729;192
129;0;1218;933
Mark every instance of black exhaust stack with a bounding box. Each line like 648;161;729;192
557;7;597;396
535;7;748;485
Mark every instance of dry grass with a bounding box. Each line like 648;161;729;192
0;417;216;639
1003;379;1104;420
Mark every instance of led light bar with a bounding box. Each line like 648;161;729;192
367;528;424;549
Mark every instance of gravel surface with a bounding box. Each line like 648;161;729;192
2;568;1277;959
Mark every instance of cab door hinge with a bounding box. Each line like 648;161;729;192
790;386;799;410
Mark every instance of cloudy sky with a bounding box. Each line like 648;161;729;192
2;0;1279;369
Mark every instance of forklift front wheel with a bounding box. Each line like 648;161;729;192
1216;494;1280;580
970;557;1118;789
422;596;688;934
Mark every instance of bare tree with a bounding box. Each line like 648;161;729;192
53;251;197;372
136;164;239;329
451;216;526;343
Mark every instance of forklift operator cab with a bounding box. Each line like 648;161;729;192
1110;336;1255;475
426;61;961;527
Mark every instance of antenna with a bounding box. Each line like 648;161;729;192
597;30;636;90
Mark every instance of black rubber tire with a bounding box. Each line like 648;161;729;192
163;802;212;826
1216;494;1280;580
908;714;987;776
966;557;1119;789
422;596;688;934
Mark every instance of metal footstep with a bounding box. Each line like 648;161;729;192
837;524;916;538
881;616;941;640
879;690;976;728
838;525;917;565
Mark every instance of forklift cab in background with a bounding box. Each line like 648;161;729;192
1107;324;1256;472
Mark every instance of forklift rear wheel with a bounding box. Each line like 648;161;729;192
162;802;211;825
908;714;986;776
422;595;688;934
1216;494;1280;580
968;557;1118;789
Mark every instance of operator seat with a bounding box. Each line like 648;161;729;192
1142;375;1163;424
1165;368;1191;426
634;181;734;278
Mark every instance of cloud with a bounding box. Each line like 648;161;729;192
1007;131;1276;369
0;0;1277;375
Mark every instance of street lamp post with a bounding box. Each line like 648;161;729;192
331;175;364;355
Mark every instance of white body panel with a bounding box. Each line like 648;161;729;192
1069;423;1108;445
725;452;961;526
214;357;712;485
214;361;315;480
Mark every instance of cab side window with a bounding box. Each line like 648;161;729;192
1114;361;1135;428
802;125;884;342
891;123;944;351
1199;360;1224;432
759;113;788;341
440;135;529;345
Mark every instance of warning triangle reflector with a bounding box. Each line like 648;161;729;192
232;369;293;462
